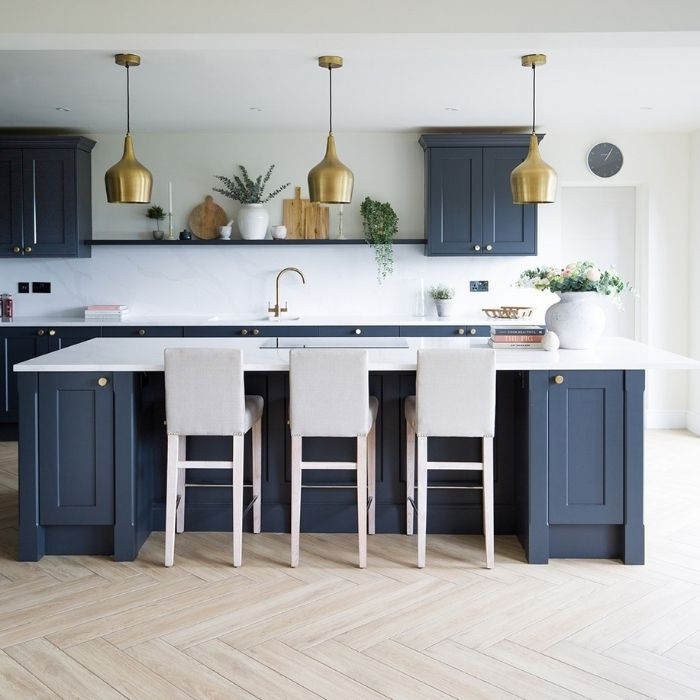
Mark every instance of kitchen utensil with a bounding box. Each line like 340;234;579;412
304;202;329;239
188;195;228;240
282;186;307;239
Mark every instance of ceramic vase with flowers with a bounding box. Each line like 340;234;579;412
213;164;290;240
516;261;629;349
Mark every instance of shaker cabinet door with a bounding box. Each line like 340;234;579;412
0;149;24;257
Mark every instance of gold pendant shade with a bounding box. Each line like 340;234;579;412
308;56;354;204
105;53;153;204
511;54;557;204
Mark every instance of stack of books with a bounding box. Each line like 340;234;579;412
489;325;546;349
84;304;129;321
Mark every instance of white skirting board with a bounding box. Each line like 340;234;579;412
645;409;692;430
686;411;700;436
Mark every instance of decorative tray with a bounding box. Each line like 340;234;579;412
482;306;534;319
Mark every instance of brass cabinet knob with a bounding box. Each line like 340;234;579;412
241;329;248;336
252;329;260;336
554;375;565;385
24;246;32;253
457;328;465;335
97;377;109;387
36;329;45;336
355;328;362;335
12;245;21;254
138;329;146;336
48;329;56;336
469;328;477;336
474;245;481;252
485;244;493;252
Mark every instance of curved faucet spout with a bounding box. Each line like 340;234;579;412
268;267;306;318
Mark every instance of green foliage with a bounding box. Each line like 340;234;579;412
516;260;629;297
146;205;165;231
360;196;398;283
429;284;455;300
213;164;290;204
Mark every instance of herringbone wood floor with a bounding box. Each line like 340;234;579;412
1;432;700;699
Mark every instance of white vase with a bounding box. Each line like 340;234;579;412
434;299;455;318
544;292;606;349
237;203;269;240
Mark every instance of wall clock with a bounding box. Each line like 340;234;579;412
587;142;623;178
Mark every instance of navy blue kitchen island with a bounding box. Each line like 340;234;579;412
14;334;697;566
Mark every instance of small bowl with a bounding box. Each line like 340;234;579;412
271;225;287;240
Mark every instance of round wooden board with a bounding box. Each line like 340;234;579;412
188;195;229;240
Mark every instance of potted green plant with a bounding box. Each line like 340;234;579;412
146;205;166;240
429;284;456;317
213;165;290;240
360;196;398;283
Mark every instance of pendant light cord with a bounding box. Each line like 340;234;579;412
126;64;131;134
328;66;333;134
531;63;536;134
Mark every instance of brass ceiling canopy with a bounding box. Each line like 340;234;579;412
105;53;153;204
510;53;557;204
308;55;354;204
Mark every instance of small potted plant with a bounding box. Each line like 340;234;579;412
146;205;166;240
360;196;398;283
213;164;290;240
429;284;456;317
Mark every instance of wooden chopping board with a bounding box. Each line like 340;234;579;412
304;202;329;239
283;186;306;239
188;195;228;240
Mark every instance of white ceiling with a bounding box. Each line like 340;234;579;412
3;33;700;133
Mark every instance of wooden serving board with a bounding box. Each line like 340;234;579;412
188;195;228;240
282;186;307;239
304;202;329;239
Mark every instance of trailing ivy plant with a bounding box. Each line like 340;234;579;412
213;164;290;204
360;196;399;283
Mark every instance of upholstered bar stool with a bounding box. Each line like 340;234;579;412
289;349;378;568
164;348;263;567
405;348;496;569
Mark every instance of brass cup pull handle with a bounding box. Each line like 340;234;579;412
554;375;565;385
457;328;465;336
241;329;248;336
252;329;260;336
485;244;493;252
474;245;481;252
12;245;21;254
48;329;56;336
97;377;109;387
138;329;146;336
469;328;477;336
355;328;362;335
24;246;32;253
36;329;45;336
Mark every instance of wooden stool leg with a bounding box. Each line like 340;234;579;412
252;417;262;534
357;436;368;569
483;437;494;569
367;421;376;535
164;434;179;567
176;435;186;534
417;436;428;568
232;435;244;567
406;421;415;536
290;435;302;568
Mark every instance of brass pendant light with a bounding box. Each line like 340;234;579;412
105;53;153;204
308;56;354;204
510;54;557;204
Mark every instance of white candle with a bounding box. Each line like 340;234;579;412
168;182;173;214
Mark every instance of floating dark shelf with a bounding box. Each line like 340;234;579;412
87;238;426;246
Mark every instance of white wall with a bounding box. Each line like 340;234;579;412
0;129;691;424
688;131;700;434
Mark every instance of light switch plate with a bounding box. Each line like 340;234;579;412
469;280;489;292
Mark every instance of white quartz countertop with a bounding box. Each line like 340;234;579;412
14;337;700;373
2;314;541;327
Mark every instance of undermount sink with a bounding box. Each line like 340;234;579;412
207;315;301;322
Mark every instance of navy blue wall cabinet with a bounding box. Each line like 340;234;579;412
420;134;539;257
0;136;95;258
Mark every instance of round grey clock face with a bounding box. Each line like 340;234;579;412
587;142;623;178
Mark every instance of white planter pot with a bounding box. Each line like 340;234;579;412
237;203;269;240
544;292;606;349
434;299;455;318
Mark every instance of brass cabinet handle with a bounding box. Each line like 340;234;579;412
138;329;146;336
474;245;481;252
241;329;248;336
36;329;45;336
554;375;565;385
12;245;21;254
355;328;362;335
485;244;493;252
97;377;109;387
48;329;56;336
457;328;465;335
252;329;260;336
24;246;32;253
469;328;477;336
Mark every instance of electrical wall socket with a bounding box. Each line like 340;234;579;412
18;282;29;293
32;282;51;293
469;280;489;292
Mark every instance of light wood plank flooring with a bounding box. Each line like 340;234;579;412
1;430;700;699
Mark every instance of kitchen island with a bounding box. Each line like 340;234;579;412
14;336;699;565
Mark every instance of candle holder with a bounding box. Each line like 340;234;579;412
335;204;345;240
166;212;175;240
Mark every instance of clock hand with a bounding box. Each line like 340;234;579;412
604;148;613;160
